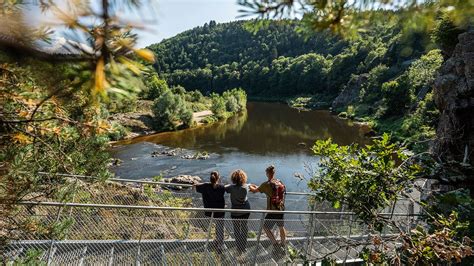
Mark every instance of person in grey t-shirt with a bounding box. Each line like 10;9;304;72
225;169;251;257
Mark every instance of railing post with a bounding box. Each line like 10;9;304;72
136;214;147;266
47;205;63;265
78;246;87;266
252;213;266;266
108;247;114;266
64;178;79;242
160;245;166;266
305;201;316;258
204;212;214;265
342;214;354;265
407;201;414;233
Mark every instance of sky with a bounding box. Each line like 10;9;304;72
133;0;245;47
24;0;249;49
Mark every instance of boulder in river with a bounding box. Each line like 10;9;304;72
164;175;202;185
181;151;210;160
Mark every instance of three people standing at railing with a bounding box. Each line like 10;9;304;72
194;166;286;259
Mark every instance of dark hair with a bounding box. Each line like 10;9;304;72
230;169;247;186
210;171;220;187
266;165;275;175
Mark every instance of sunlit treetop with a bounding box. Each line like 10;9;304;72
0;0;157;103
238;0;474;38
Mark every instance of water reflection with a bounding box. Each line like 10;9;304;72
118;102;368;155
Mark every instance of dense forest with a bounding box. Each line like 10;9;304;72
148;18;431;98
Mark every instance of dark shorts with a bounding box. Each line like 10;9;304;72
264;213;284;228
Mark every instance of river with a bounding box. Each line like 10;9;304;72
110;102;369;196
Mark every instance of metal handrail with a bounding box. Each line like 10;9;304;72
16;201;421;217
37;172;316;196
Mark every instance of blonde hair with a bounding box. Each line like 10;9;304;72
230;169;247;186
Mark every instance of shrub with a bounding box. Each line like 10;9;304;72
210;93;227;119
171;85;186;95
381;78;410;116
201;115;218;124
152;91;193;130
225;95;239;113
431;14;465;56
188;90;204;102
107;122;129;141
407;49;443;92
310;134;422;230
107;96;138;113
142;74;169;100
346;105;355;119
359;64;390;104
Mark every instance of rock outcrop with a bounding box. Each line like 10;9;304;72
432;30;474;163
331;74;368;111
432;30;474;189
164;175;202;185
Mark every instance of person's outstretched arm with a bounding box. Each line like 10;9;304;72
249;184;259;193
194;183;203;193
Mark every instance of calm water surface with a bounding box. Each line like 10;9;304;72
111;102;368;197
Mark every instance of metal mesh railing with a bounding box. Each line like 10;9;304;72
3;172;421;264
3;202;418;265
34;172;419;216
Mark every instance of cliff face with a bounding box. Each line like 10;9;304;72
331;74;368;111
432;30;474;188
432;31;474;163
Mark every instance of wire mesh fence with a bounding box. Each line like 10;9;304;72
2;172;421;264
34;172;419;216
3;202;418;265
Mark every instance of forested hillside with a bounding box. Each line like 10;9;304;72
148;18;432;100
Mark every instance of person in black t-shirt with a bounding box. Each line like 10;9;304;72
194;171;226;252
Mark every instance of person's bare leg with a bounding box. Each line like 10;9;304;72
279;226;286;245
264;227;278;244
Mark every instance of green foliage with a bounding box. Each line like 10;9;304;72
148;18;439;108
152;174;163;182
148;20;345;96
238;0;473;41
407;49;444;92
310;134;422;231
346;105;355;119
107;97;138;114
152;90;194;130
429;189;474;239
400;92;439;151
201;115;218;124
107;122;130;141
210;88;247;120
431;13;466;55
400;212;473;264
186;90;204;102
358;64;390;105
286;245;310;265
210;93;227;119
141;74;169;100
171;85;186;95
381;78;410;116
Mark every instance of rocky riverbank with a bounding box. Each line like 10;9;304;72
108;100;214;140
